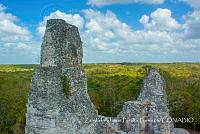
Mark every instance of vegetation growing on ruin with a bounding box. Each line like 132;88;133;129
0;63;200;133
60;75;71;98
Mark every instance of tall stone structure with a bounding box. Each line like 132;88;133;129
25;19;113;134
26;19;175;134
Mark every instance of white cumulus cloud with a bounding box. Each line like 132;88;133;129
140;8;181;31
82;9;178;56
180;0;200;9
34;8;200;63
183;10;200;39
0;4;31;42
0;42;41;64
80;9;200;62
0;3;40;64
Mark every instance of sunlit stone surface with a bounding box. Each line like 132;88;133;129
117;67;174;134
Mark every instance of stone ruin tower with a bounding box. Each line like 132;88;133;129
117;67;174;134
26;19;175;134
40;19;82;67
26;19;103;134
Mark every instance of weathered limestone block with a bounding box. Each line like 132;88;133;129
117;67;174;134
173;128;190;134
40;19;83;67
138;67;169;113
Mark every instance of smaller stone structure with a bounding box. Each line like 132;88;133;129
117;67;174;134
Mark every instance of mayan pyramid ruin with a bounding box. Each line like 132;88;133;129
25;19;175;134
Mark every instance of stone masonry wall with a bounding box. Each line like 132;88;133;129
117;67;174;134
40;19;82;67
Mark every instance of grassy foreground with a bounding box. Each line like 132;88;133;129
0;63;199;133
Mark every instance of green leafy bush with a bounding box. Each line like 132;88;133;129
60;75;71;98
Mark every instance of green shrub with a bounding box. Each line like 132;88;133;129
60;75;71;98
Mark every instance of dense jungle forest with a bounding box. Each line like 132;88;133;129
0;63;199;134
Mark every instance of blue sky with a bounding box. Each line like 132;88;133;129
0;0;200;64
